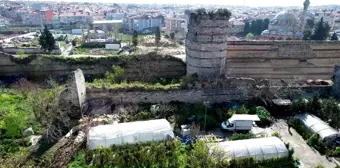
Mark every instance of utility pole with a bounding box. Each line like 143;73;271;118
203;101;210;132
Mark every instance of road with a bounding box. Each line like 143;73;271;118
61;45;73;56
269;120;336;168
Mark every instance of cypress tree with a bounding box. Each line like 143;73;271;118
250;20;257;35
311;17;331;40
132;30;138;47
39;26;56;53
263;18;270;30
155;27;161;44
244;22;250;34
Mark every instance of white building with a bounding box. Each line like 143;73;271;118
0;15;10;26
59;12;93;24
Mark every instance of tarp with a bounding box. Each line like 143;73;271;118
209;137;288;160
87;119;174;149
296;113;339;140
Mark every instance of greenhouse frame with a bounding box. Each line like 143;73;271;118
209;137;289;160
87;119;174;149
296;113;340;145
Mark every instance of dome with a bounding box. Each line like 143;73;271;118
261;30;270;35
271;11;299;29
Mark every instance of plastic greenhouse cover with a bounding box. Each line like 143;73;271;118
87;119;174;149
296;113;339;140
209;137;288;160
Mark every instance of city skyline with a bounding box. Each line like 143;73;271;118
45;0;340;7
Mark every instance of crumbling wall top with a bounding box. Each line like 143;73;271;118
189;8;231;22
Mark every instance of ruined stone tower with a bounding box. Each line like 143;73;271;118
185;9;231;78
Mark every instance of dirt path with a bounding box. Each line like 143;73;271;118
270;120;336;168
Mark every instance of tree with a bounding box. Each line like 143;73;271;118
132;30;138;47
170;32;175;40
244;22;250;34
246;33;254;39
155;27;161;44
71;39;77;46
331;32;338;41
250;20;257;35
263;18;270;30
303;30;312;40
39;26;56;53
108;31;113;38
256;19;263;35
311;17;331;40
307;18;315;28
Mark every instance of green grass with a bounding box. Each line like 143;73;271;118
72;48;86;55
119;33;145;44
0;92;27;113
87;81;182;91
59;41;67;48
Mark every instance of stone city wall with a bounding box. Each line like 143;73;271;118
0;52;186;80
226;41;340;81
84;84;330;115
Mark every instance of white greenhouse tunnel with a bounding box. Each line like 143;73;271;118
209;137;289;160
87;119;174;149
296;113;340;145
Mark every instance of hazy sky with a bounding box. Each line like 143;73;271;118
77;0;340;7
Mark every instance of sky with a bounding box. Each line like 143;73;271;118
71;0;340;7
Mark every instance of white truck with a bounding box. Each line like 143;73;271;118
221;114;260;132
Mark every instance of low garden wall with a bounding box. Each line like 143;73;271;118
3;47;61;55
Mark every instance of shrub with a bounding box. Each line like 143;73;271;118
315;165;325;168
238;105;249;114
16;50;28;58
2;107;33;138
291;98;307;114
227;108;236;118
104;65;125;83
271;131;280;138
228;133;253;141
132;111;155;121
333;147;340;156
255;106;271;125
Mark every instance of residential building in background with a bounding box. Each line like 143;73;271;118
228;20;245;35
165;17;186;32
123;15;164;33
0;15;11;26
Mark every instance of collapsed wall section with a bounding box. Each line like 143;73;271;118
186;10;230;78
